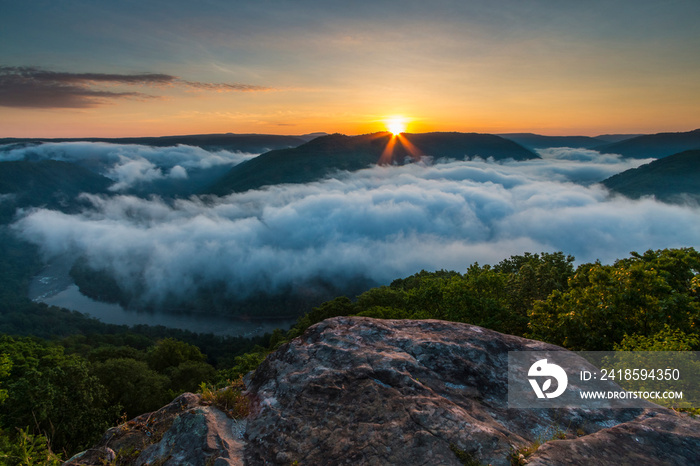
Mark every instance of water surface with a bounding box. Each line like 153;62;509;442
29;258;296;337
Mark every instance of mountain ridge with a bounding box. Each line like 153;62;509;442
602;149;700;202
207;131;538;195
0;133;309;154
594;128;700;159
498;133;607;149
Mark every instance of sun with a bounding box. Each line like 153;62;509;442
385;117;407;135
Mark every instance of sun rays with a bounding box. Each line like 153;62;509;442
378;116;422;164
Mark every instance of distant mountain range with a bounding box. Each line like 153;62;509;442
594;129;700;159
0;133;309;154
500;128;700;159
208;132;537;195
4;129;699;203
602;150;700;202
499;133;607;149
593;134;646;143
498;133;646;150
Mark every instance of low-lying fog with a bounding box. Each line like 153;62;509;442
8;143;700;311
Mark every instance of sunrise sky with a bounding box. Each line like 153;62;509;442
2;0;699;138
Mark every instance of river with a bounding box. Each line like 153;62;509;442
28;257;296;337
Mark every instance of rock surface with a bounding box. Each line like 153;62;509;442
64;392;245;466
68;317;700;465
245;317;699;465
528;410;700;466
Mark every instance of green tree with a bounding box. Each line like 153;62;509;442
91;358;171;419
287;296;356;339
0;337;116;455
528;249;700;350
0;427;61;466
169;360;217;394
614;325;700;351
215;351;268;385
496;252;575;320
0;354;10;405
147;338;207;373
443;264;512;332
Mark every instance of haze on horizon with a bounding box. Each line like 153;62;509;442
2;0;700;138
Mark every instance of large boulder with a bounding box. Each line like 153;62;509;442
245;317;699;465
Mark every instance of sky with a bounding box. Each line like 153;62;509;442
2;0;700;137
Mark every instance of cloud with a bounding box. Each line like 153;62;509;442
179;80;271;92
0;66;271;108
0;141;257;191
11;152;700;313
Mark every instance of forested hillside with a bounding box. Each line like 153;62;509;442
595;128;700;159
602;150;700;202
0;160;112;222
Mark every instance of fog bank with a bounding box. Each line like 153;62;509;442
12;149;698;311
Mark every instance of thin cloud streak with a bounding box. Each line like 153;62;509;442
11;149;700;311
0;66;272;108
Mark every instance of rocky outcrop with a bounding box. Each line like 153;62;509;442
64;392;246;466
68;317;700;465
244;317;700;465
528;410;700;465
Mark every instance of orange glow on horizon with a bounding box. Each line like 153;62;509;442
385;117;408;135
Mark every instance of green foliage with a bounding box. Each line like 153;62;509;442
85;345;147;364
215;350;268;386
147;338;207;373
0;354;10;405
0;427;62;466
356;306;410;320
286;296;356;339
528;248;700;350
496;252;575;318
615;325;700;351
199;377;250;419
90;358;171;419
168;360;216;393
342;252;574;336
600;348;700;412
0;337;117;456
